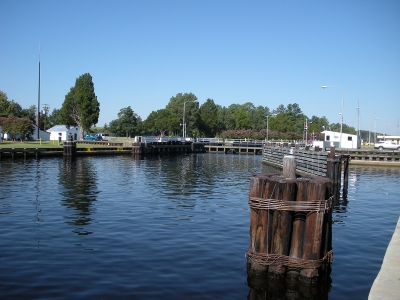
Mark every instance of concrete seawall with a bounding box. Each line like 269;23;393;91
369;217;400;299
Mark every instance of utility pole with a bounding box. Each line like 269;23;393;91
42;104;50;131
37;44;41;139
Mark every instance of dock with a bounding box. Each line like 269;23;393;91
203;144;263;155
1;139;400;167
335;149;400;165
369;217;400;300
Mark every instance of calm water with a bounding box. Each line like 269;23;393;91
0;154;399;299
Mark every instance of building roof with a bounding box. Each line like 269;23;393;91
321;130;356;137
47;125;70;132
377;135;400;141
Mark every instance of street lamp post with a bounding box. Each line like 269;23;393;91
322;85;344;148
304;118;311;144
183;100;198;139
361;107;372;146
374;116;379;144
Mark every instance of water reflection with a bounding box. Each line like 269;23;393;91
58;157;99;235
33;160;43;249
332;165;400;226
247;273;331;300
137;154;264;222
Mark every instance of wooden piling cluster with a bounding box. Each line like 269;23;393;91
247;156;333;283
63;139;77;156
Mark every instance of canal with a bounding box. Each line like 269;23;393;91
0;154;399;299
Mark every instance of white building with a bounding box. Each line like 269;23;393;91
1;124;49;141
313;130;359;149
47;125;81;141
32;125;50;141
376;135;400;145
0;125;2;143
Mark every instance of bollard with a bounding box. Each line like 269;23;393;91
283;155;296;179
63;134;76;156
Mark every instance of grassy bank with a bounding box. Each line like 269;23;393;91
0;139;376;150
0;140;125;149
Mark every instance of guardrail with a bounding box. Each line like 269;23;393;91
263;146;328;176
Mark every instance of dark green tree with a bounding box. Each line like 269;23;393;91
108;119;121;136
269;113;296;133
286;103;304;133
20;105;37;122
216;104;227;134
271;103;305;134
114;106;138;137
47;108;60;128
249;105;270;131
103;123;110;133
0;91;23;117
143;109;180;136
223;104;241;130
165;93;199;137
233;107;251;129
142;111;157;134
156;109;180;136
340;124;356;135
329;122;341;132
135;117;145;135
59;73;100;139
198;99;219;137
273;104;286;115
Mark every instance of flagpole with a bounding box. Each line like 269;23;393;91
37;44;41;139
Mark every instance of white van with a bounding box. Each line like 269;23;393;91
97;133;110;141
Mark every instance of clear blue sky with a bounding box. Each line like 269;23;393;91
1;0;399;135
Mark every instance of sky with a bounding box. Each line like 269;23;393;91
1;0;399;135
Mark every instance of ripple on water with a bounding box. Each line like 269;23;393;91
1;156;399;299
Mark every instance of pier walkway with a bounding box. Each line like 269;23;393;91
369;217;400;300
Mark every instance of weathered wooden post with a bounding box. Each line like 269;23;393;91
299;177;331;282
283;155;296;179
326;147;335;182
248;174;269;275
326;147;341;200
287;177;310;279
268;177;297;277
342;155;350;197
268;155;296;277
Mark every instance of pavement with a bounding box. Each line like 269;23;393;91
369;216;400;300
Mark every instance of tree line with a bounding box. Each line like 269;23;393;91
2;73;364;142
106;92;358;141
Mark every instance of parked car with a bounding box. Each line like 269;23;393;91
97;133;110;141
374;140;400;150
83;134;101;141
